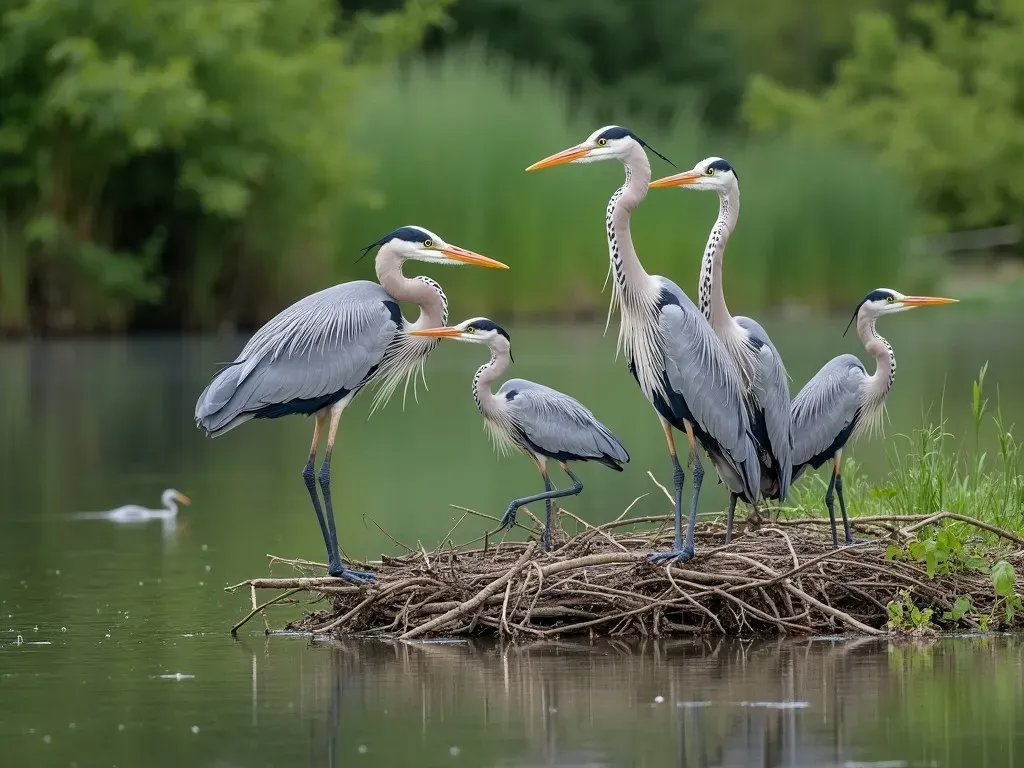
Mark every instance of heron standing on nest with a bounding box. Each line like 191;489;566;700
526;127;760;563
790;288;957;546
410;317;629;552
649;157;793;543
195;226;508;583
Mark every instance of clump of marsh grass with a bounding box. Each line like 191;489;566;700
787;363;1024;537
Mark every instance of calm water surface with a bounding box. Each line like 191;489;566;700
2;310;1024;766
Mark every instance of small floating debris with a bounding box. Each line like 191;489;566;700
190;725;200;734
738;700;810;709
357;745;368;754
157;673;195;681
449;747;460;757
653;696;664;704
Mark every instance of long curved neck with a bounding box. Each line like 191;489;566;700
473;344;511;417
697;185;740;330
375;247;447;329
858;312;896;401
161;495;178;515
608;143;653;295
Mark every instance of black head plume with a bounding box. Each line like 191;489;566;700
843;289;893;336
594;126;676;168
356;226;432;263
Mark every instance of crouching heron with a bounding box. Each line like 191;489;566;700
410;318;629;551
194;227;508;583
790;288;957;546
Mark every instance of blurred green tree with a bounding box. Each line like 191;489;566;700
743;0;1024;234
349;0;747;127
0;0;447;333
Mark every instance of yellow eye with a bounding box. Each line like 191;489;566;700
704;167;715;176
597;138;607;146
423;239;433;248
886;296;895;303
465;326;476;334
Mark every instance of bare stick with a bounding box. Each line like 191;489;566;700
231;587;305;635
399;543;537;640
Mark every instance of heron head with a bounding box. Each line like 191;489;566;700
359;226;508;269
844;288;958;335
163;489;192;506
526;126;674;171
649;157;738;192
408;317;513;360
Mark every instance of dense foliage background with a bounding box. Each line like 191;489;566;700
0;0;1015;334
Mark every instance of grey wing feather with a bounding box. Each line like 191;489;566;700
736;316;793;500
498;379;630;466
194;281;399;435
657;279;760;500
790;354;866;467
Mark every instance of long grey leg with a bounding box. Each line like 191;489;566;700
320;405;374;583
302;415;333;566
682;448;705;555
836;472;853;545
725;492;739;544
649;420;696;564
499;463;583;552
824;466;839;548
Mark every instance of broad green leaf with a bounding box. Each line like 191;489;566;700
991;561;1016;598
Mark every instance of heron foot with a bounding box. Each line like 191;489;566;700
328;565;376;584
648;548;695;565
499;505;518;532
840;536;869;548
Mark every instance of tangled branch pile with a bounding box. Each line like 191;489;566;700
228;513;1024;639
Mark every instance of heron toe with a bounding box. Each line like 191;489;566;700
499;506;518;531
329;565;376;584
648;548;695;565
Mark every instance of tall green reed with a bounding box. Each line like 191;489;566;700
334;44;919;318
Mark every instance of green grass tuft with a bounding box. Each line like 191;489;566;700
786;363;1024;536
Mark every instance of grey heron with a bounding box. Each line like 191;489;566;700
410;318;629;552
649;157;793;543
790;288;957;546
526;127;760;563
194;226;508;583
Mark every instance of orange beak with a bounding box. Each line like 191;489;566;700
526;145;592;171
649;170;703;189
439;244;508;269
175;493;192;506
408;326;463;338
900;296;959;307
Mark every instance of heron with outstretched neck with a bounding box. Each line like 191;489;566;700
649;157;793;543
526;127;760;563
790;288;957;546
410;317;629;551
194;226;508;583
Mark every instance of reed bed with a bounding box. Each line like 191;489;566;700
227;511;1024;639
335;45;921;318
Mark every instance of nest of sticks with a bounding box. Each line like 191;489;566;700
227;502;1024;639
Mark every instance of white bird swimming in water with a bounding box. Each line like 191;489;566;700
74;489;191;528
104;488;192;522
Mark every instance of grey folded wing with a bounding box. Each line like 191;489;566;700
789;354;866;468
195;281;401;433
499;379;629;466
736;315;793;499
